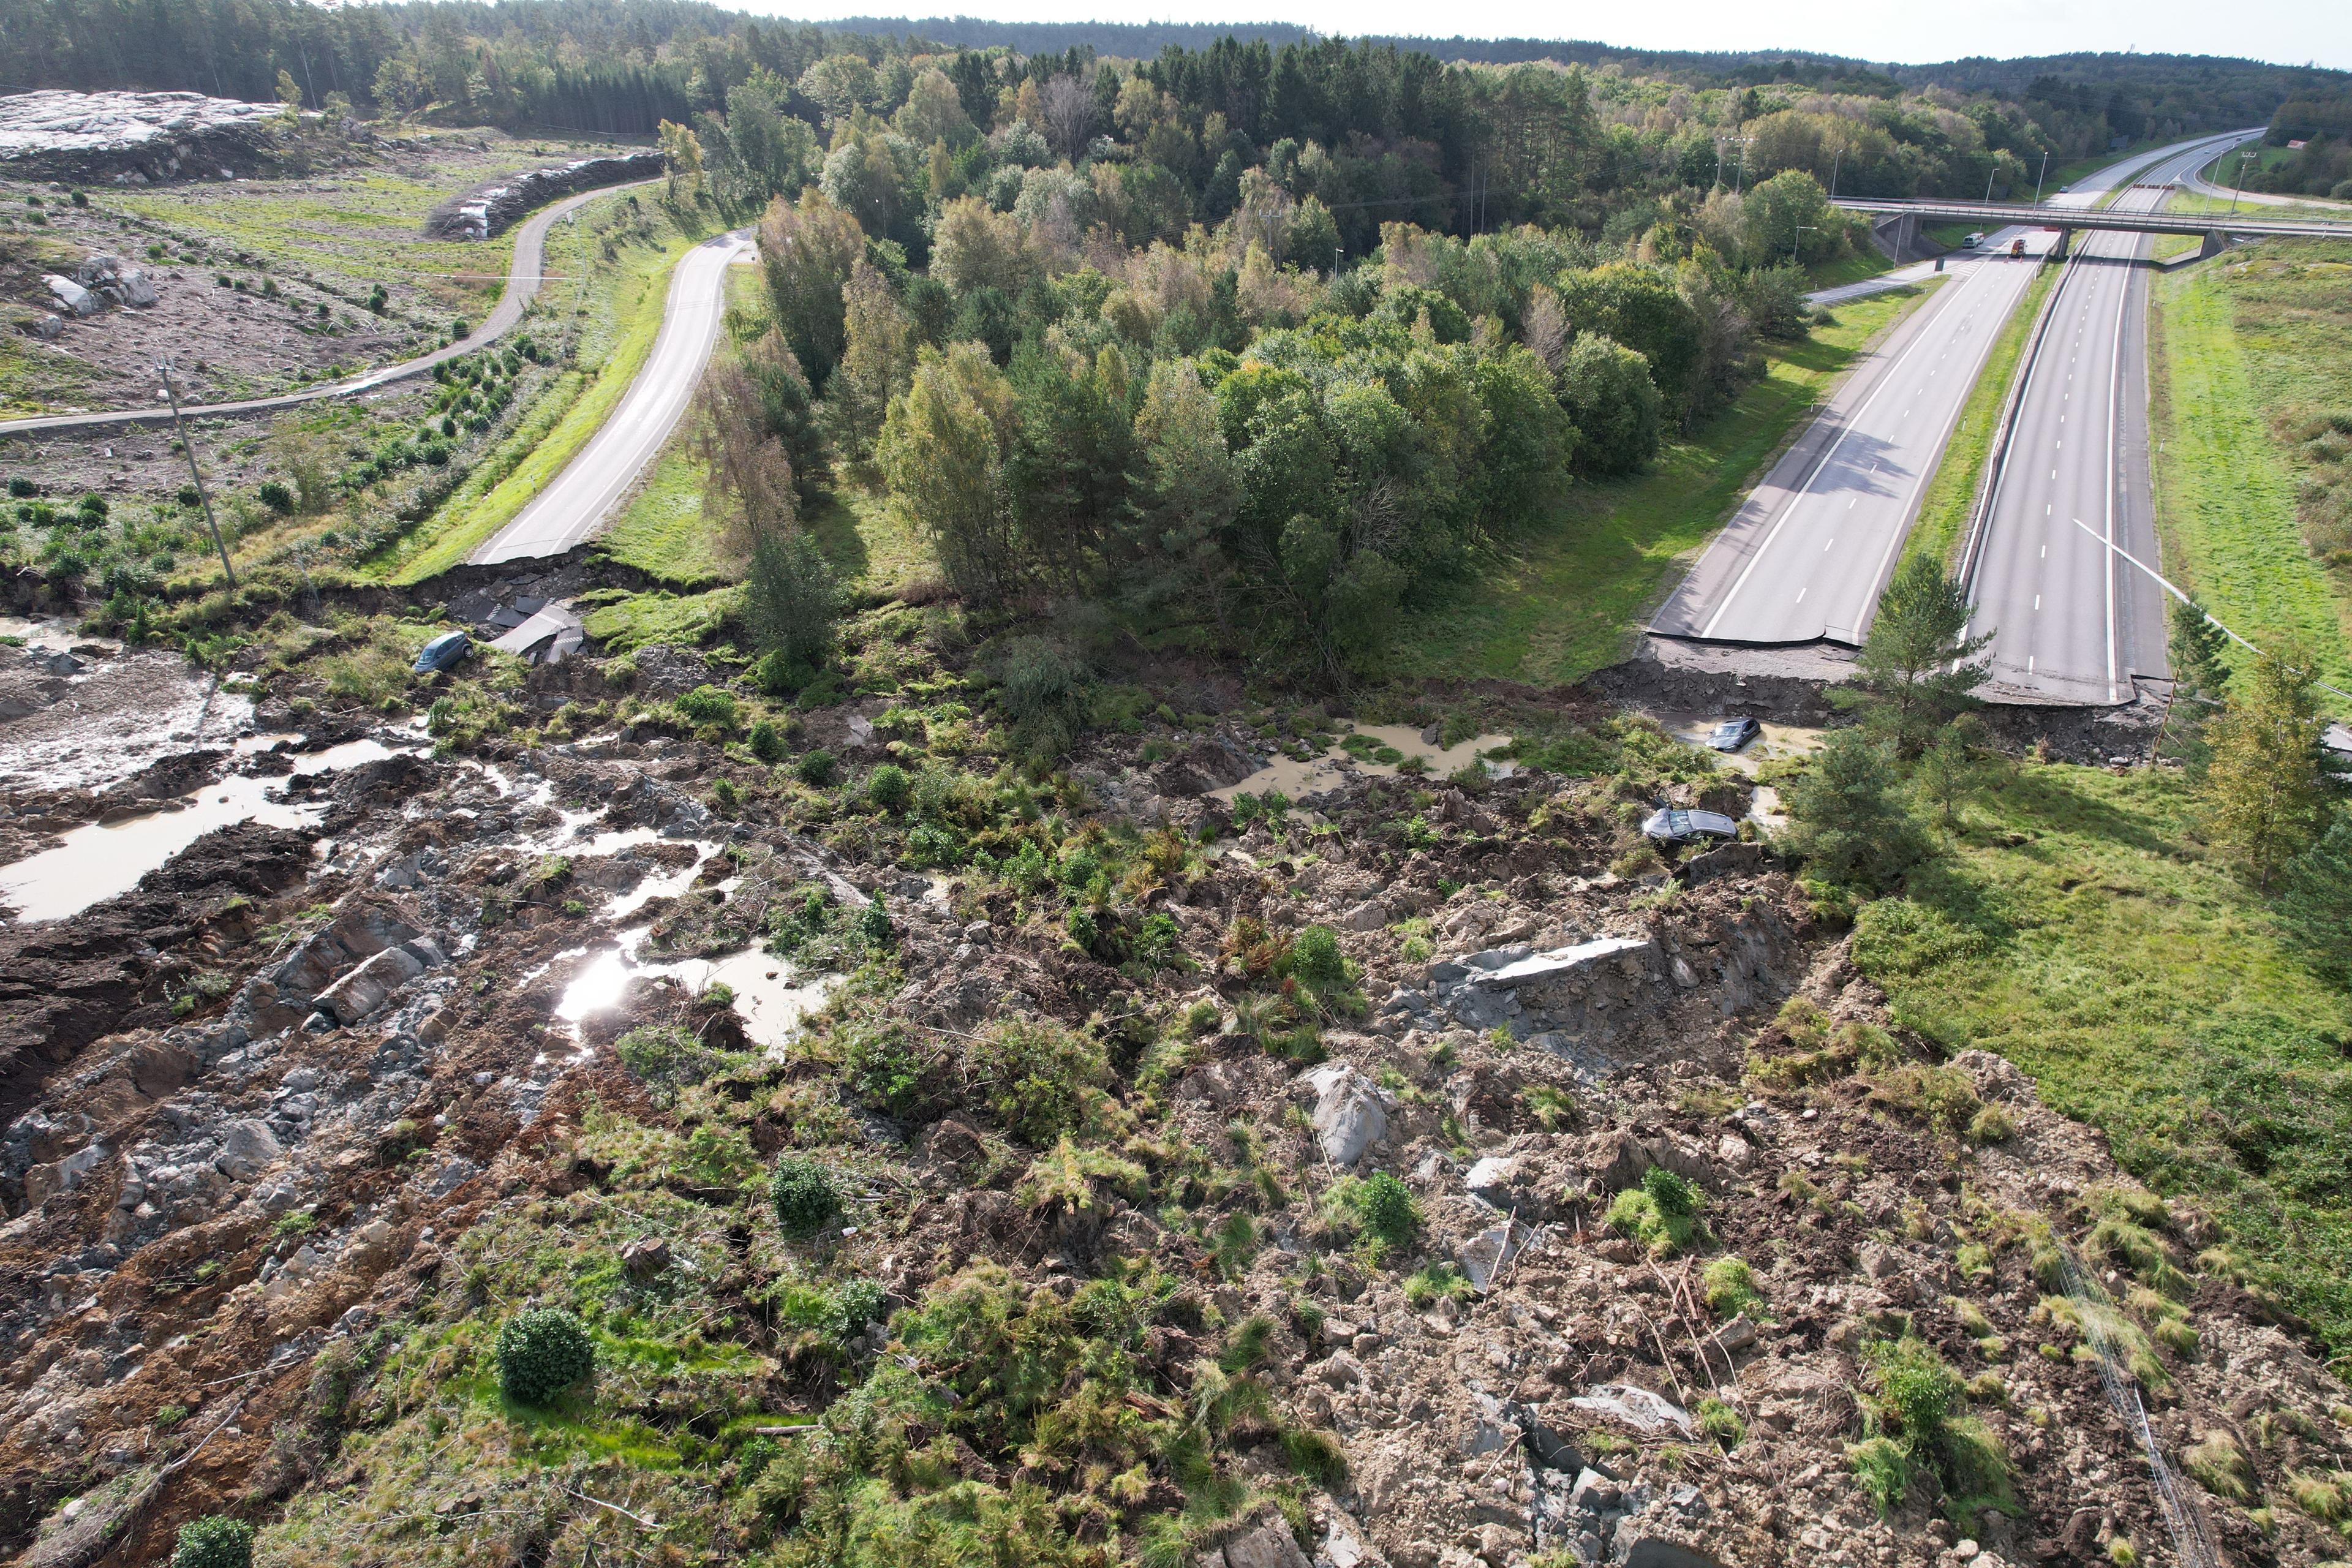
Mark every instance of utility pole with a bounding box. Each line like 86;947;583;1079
1791;222;1817;265
2033;149;2049;202
1332;245;1343;283
2231;148;2256;215
1827;148;1842;201
1984;164;1998;205
157;358;236;589
1732;137;1753;194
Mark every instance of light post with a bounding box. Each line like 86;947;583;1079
1332;245;1343;283
2231;148;2256;215
1732;136;1753;194
2033;149;2050;202
1791;222;1817;266
157;358;235;589
1827;148;1842;201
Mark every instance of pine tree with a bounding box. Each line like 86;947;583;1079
1784;728;1932;891
2198;646;2329;891
2278;810;2352;988
1836;554;1993;759
2159;593;2233;770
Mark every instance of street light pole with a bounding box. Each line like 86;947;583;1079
1792;222;1817;266
2033;150;2049;202
157;358;236;590
1332;245;1343;283
2231;148;2256;215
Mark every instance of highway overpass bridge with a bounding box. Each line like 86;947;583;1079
1839;194;2352;261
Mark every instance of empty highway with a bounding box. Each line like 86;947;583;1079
1651;134;2234;651
1964;135;2249;704
470;227;754;566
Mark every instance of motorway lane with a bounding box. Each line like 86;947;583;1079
469;227;754;566
1649;237;2055;644
1964;137;2241;704
1651;132;2238;652
0;178;663;439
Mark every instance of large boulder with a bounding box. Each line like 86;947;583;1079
1300;1063;1387;1166
43;274;97;317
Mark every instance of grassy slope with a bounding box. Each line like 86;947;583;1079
2147;242;2352;687
1901;262;2061;571
1852;763;2352;1356
376;195;718;584
1804;248;1896;290
1386;284;1930;685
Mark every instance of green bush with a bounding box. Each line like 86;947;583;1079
1642;1164;1700;1217
1354;1170;1420;1245
748;720;786;763
866;763;911;811
257;480;294;514
771;1156;842;1240
971;1017;1104;1145
1287;924;1349;989
496;1308;594;1404
795;747;837;786
676;684;740;729
173;1516;254;1568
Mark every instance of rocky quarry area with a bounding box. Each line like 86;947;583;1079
0;92;303;186
0;620;2344;1568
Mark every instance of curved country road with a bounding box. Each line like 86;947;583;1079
0;177;663;439
469;227;753;565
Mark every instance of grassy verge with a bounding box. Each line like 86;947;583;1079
1806;249;1896;290
1385;284;1933;684
373;194;718;584
1851;762;2352;1358
2147;241;2352;688
1902;260;2062;571
2163;187;2351;221
595;445;736;588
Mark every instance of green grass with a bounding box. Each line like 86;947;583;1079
1386;283;1932;684
579;584;742;651
1806;248;1897;290
1850;763;2352;1359
1902;261;2061;571
596;442;738;589
2147;241;2352;688
373;194;722;584
2162;187;2352;222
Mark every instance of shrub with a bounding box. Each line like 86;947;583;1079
745;526;840;670
795;748;837;786
1846;1434;1911;1509
1642;1164;1700;1218
676;684;740;729
748;720;786;763
1354;1170;1420;1245
1287;924;1348;990
866;763;911;811
995;635;1093;760
1868;1335;1960;1445
173;1517;254;1568
770;1156;842;1240
496;1308;594;1404
971;1017;1104;1145
257;480;295;514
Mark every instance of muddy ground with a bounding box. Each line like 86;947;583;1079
0;602;2332;1568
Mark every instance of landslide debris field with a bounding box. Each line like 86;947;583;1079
1;603;2348;1568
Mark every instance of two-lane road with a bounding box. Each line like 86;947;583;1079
1650;134;2235;652
469;227;753;565
1964;136;2246;704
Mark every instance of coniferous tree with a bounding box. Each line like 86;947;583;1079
1783;727;1931;892
1836;554;1993;760
2278;810;2352;988
2198;646;2329;891
2160;592;2234;770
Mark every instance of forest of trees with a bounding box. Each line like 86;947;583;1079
657;34;1863;685
7;0;2342;217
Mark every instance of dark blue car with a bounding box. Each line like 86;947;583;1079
413;630;471;674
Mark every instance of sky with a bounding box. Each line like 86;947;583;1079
752;0;2352;71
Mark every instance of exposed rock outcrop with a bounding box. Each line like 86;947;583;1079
0;90;294;183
